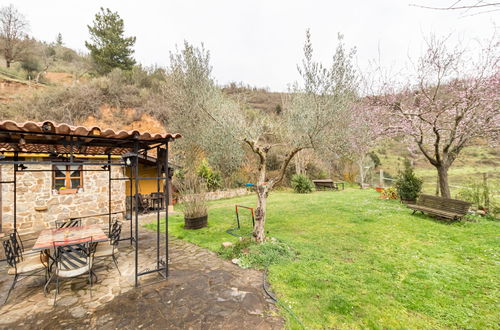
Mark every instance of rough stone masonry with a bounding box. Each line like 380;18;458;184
0;161;126;233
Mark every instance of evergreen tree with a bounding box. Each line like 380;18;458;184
85;7;136;74
56;32;63;46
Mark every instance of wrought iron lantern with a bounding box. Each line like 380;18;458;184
121;152;138;167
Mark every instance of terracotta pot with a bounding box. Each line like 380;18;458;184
375;187;384;193
184;215;208;229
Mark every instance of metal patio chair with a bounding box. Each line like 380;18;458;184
95;220;122;275
55;218;82;229
45;237;97;306
137;194;151;213
2;238;48;305
8;231;39;259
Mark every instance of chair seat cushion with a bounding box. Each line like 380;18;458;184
94;244;116;257
57;264;91;278
8;255;46;275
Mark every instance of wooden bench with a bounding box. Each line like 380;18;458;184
407;194;471;220
312;179;344;191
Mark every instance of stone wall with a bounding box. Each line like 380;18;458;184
0;161;126;234
180;188;252;203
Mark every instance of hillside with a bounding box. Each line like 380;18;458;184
0;64;497;201
222;84;285;113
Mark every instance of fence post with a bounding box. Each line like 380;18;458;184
483;173;489;210
379;169;384;188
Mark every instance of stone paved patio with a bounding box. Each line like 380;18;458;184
0;228;283;329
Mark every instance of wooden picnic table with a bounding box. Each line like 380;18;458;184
32;224;108;251
312;179;345;191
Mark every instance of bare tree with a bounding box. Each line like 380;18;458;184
71;53;92;85
378;36;499;198
343;102;386;187
34;44;56;83
165;31;357;242
0;5;29;68
410;1;500;16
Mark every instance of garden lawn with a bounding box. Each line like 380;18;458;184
148;189;500;329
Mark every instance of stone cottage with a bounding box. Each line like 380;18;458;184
0;158;126;233
0;120;180;235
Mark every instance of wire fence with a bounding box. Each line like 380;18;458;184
367;170;499;198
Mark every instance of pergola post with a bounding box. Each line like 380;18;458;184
156;146;161;271
164;140;169;277
108;154;112;234
133;142;140;287
13;151;17;232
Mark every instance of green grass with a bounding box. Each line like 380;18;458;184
148;190;500;329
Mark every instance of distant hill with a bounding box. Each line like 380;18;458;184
222;83;285;113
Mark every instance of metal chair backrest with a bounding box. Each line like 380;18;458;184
2;239;20;270
55;218;82;229
53;238;97;271
109;221;122;246
8;232;25;260
137;194;147;208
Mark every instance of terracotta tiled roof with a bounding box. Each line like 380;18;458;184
0;120;180;140
0;120;181;155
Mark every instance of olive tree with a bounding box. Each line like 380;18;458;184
166;31;357;242
160;42;245;176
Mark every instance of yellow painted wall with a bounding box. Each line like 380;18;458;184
124;164;164;196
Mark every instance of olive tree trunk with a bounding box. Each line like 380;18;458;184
254;183;269;242
247;142;301;243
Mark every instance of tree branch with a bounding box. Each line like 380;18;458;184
268;147;303;188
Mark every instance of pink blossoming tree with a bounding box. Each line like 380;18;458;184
377;37;499;198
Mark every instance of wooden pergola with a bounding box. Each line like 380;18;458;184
0;120;181;286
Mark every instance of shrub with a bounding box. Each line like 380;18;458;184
395;160;423;201
381;187;398;200
197;159;222;191
291;174;314;193
20;56;41;78
457;176;499;216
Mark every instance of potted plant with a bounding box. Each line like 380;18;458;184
395;160;423;204
176;174;208;229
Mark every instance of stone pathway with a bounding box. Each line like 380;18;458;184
0;229;283;329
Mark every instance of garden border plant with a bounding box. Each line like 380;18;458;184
291;174;314;194
395;159;423;203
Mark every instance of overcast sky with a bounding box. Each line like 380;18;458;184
5;0;499;91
